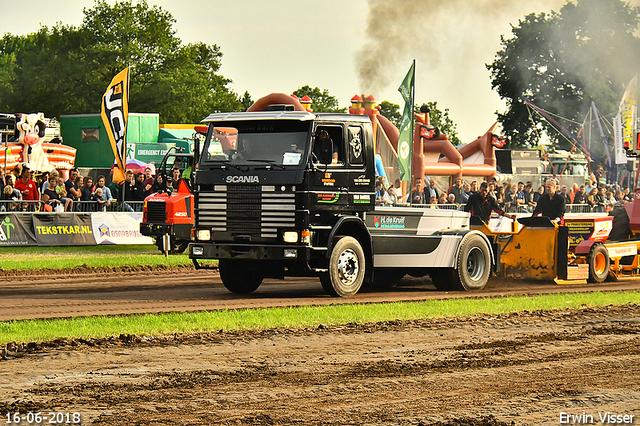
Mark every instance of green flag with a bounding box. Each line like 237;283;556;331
398;61;415;182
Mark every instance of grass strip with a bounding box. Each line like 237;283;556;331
0;245;191;270
1;291;638;345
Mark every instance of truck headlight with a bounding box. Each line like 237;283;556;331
283;231;298;243
192;246;204;256
197;229;211;241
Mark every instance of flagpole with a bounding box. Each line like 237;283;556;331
121;67;130;211
410;59;415;202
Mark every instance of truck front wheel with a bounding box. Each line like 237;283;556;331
219;259;263;294
320;236;365;297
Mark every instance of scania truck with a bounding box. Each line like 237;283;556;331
189;97;495;297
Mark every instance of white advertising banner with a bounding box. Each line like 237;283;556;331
91;212;153;245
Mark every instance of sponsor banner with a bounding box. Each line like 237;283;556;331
0;213;153;246
91;212;154;245
101;67;130;183
32;214;96;246
0;214;37;246
565;218;612;247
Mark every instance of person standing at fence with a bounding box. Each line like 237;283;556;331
424;178;438;201
410;178;426;205
122;169;136;212
533;179;565;224
515;181;526;211
0;168;5;194
143;166;155;197
92;188;107;212
573;185;586;205
132;173;146;210
65;168;81;209
448;178;464;204
14;166;38;211
461;183;472;205
593;187;606;212
80;177;94;211
55;177;74;211
42;179;71;212
95;175;113;209
2;179;21;211
560;185;572;206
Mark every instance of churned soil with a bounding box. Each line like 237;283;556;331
1;304;639;425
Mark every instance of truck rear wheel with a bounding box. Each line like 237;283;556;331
219;259;263;294
320;236;365;297
587;244;609;283
429;268;454;291
449;234;491;291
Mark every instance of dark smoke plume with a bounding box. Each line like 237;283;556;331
356;0;579;96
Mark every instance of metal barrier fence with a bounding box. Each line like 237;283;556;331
0;199;144;213
374;201;613;215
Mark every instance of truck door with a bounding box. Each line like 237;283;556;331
346;125;375;210
309;124;350;210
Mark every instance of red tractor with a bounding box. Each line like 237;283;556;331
140;146;195;254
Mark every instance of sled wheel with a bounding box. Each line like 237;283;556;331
218;259;263;294
449;234;491;291
320;236;365;297
587;244;609;283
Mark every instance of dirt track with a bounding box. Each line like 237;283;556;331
1;305;639;425
1;268;639;425
1;266;640;321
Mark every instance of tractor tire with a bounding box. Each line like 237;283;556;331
320;236;365;297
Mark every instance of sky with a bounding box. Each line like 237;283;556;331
0;0;635;142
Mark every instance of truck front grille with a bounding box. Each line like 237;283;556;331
146;201;166;222
197;185;295;238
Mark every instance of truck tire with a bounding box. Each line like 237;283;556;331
429;268;454;291
449;234;491;291
587;244;609;283
219;259;263;294
320;236;365;297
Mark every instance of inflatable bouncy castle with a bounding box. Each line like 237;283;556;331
0;113;76;174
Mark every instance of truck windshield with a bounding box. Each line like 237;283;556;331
201;120;310;167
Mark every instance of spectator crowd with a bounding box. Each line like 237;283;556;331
0;163;179;212
375;174;634;214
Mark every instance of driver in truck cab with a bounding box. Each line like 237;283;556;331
314;130;339;164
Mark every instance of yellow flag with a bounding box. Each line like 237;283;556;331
101;67;129;183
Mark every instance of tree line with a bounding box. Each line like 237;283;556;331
1;0;637;148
